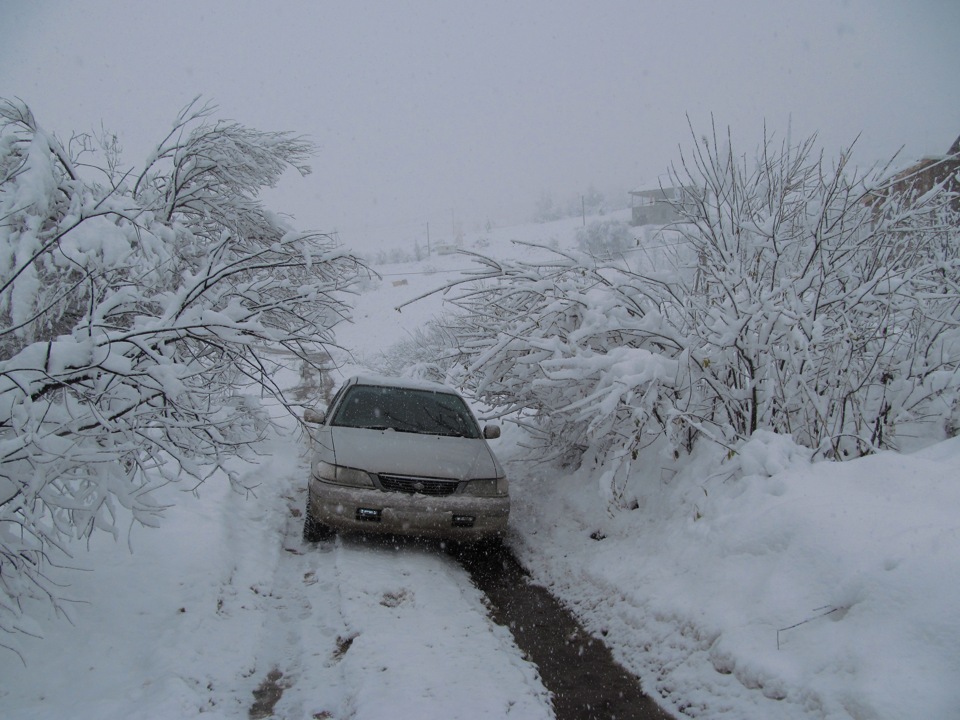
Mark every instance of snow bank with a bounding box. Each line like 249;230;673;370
508;430;960;719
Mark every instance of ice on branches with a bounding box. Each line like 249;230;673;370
0;98;367;640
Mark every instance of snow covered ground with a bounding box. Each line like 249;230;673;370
3;210;959;719
508;432;960;719
0;376;553;719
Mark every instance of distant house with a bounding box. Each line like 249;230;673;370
875;135;960;209
629;183;683;226
433;229;465;256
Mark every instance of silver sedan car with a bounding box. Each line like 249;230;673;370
302;375;509;542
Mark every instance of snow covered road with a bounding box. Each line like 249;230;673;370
1;421;554;720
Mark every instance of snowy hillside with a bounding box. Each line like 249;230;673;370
3;209;959;720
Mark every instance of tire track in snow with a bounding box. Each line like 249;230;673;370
454;542;673;720
326;534;554;720
244;473;354;719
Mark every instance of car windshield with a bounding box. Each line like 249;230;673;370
331;385;483;438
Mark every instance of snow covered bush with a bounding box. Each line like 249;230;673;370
575;219;635;258
425;126;960;503
0;98;366;642
401;246;687;505
370;319;463;384
668;124;960;458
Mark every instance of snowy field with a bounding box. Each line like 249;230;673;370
3;210;959;719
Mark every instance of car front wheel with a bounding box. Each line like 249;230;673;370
303;489;334;542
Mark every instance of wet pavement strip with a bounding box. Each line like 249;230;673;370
453;542;672;720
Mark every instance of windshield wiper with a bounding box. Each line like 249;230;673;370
431;424;471;437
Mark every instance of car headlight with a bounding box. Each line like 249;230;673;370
314;461;375;488
464;476;508;497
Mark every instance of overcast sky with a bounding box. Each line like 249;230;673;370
2;0;958;249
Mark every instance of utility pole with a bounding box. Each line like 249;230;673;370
582;195;586;226
426;222;431;257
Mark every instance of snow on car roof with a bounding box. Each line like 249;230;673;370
347;373;463;395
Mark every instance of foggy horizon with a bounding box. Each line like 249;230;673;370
2;0;958;249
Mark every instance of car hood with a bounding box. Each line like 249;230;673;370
327;426;503;480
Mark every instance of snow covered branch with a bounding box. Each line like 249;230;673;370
421;125;959;506
0;98;367;640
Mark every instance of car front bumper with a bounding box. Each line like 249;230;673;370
308;477;509;541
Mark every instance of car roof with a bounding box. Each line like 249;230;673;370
345;374;463;396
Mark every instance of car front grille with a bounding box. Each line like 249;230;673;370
378;474;459;496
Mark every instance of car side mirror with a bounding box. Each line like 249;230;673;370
483;424;501;439
303;408;326;424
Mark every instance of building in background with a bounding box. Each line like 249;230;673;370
629;183;682;226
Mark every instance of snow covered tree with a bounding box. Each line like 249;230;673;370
406;246;687;506
581;184;605;215
0;98;366;643
667;123;960;458
575;219;635;257
533;191;561;223
416;125;959;505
